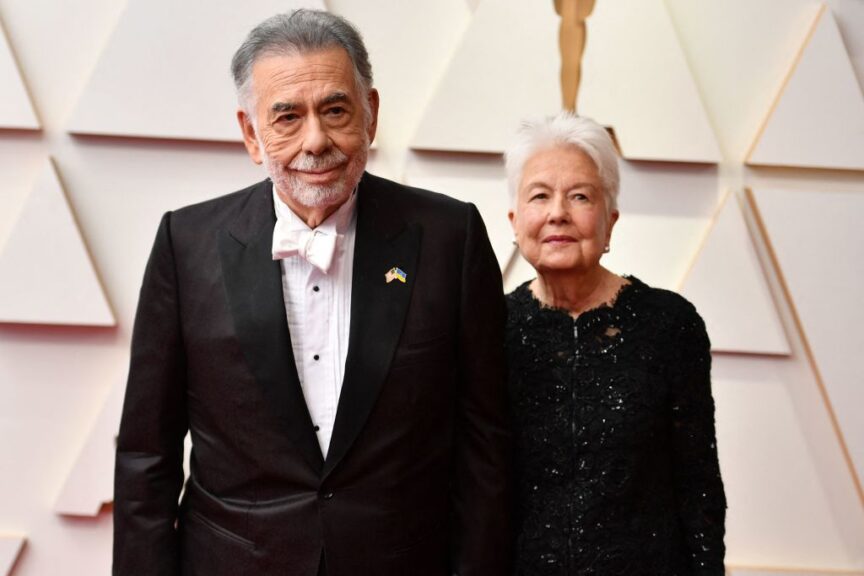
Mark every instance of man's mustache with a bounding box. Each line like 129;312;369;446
289;150;349;171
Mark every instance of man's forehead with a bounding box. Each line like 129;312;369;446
252;48;353;80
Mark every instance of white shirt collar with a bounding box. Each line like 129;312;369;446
272;185;358;237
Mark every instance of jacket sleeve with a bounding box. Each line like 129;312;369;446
450;203;512;576
668;301;726;575
113;212;188;576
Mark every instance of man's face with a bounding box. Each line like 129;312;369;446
238;47;379;212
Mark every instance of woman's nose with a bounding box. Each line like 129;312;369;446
547;195;569;222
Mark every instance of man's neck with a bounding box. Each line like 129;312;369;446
275;189;345;229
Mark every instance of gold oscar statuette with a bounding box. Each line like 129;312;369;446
554;0;597;112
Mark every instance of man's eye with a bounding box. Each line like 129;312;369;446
529;193;547;202
277;113;298;123
325;106;346;116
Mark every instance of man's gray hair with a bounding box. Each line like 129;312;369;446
231;9;373;111
505;112;620;214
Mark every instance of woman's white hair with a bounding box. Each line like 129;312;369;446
505;112;620;213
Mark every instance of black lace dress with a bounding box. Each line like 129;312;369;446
506;277;726;575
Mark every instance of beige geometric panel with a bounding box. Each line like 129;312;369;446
751;187;864;499
0;24;40;130
0;161;115;326
411;0;721;163
748;5;864;170
714;357;864;568
67;0;325;142
603;213;709;291
578;0;722;162
503;251;536;294
328;0;473;158
664;0;822;161
680;191;790;355
405;175;514;268
54;372;125;516
0;19;39;129
410;0;558;154
0;536;25;576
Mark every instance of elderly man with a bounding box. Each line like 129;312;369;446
112;9;510;576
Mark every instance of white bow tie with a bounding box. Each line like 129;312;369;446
272;219;339;273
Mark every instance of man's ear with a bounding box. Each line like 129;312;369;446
237;108;262;164
365;88;380;144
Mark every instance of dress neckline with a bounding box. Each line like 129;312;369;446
512;275;644;325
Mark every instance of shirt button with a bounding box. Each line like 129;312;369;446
312;286;320;292
313;425;320;432
313;354;320;361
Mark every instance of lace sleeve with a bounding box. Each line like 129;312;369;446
667;301;727;575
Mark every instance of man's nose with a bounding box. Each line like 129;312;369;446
301;115;331;155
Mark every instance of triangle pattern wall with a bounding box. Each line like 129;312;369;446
412;0;721;162
55;373;126;516
0;536;25;576
0;161;115;326
0;21;39;129
751;186;864;496
748;5;864;170
67;0;325;142
680;191;789;355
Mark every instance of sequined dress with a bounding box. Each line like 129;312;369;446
506;277;726;575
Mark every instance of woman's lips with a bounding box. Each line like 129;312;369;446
543;235;576;243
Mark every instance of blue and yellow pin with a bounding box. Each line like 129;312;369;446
385;266;407;284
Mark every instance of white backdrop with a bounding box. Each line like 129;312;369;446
0;0;863;574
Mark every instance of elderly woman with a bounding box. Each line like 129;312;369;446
505;112;726;575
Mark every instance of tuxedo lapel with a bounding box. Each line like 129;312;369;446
218;180;324;473
324;176;421;479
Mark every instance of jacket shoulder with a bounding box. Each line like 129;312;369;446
360;173;484;243
362;173;471;215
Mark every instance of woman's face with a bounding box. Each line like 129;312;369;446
509;145;618;275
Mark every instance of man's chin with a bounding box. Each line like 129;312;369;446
284;180;352;209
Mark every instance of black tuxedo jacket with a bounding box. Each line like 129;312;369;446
113;173;511;576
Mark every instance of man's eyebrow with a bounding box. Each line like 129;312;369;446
270;101;297;114
321;92;350;106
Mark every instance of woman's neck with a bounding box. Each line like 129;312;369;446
531;265;623;318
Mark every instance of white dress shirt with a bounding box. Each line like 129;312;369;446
272;190;357;458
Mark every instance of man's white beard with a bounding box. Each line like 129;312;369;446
261;137;368;209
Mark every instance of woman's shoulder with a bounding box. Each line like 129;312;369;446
622;277;708;342
627;277;699;316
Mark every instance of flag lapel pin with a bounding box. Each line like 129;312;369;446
385;266;407;284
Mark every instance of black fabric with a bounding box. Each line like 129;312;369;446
113;174;511;576
506;277;726;576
